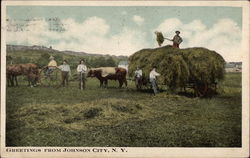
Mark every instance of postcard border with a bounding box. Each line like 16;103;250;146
1;1;249;158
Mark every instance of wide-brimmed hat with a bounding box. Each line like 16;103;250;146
49;56;54;60
154;31;161;34
175;30;180;34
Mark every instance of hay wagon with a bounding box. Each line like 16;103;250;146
184;80;218;97
128;45;225;97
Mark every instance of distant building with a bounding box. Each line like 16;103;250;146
118;61;129;72
225;62;242;72
31;45;48;50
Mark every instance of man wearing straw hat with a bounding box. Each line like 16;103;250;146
167;31;183;48
58;60;71;87
155;30;182;48
46;56;57;76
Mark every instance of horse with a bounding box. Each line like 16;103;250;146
87;67;127;88
6;63;40;87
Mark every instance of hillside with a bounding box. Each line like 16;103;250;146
6;44;128;68
7;44;127;58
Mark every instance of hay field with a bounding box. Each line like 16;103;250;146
6;73;241;147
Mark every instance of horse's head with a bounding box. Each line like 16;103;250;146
87;68;101;77
87;69;93;77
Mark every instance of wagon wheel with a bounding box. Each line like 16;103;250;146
40;68;61;87
194;83;209;97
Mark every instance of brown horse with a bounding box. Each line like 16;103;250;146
6;63;40;87
88;67;127;88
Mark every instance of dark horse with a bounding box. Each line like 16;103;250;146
87;67;127;88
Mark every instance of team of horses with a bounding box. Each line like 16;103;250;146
6;63;128;88
7;63;41;87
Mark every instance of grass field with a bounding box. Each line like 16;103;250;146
6;73;241;147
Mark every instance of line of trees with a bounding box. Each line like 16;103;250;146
7;52;121;69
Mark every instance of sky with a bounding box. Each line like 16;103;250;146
6;6;242;61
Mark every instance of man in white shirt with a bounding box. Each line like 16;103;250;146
134;66;143;89
149;66;160;95
77;59;87;89
58;60;71;87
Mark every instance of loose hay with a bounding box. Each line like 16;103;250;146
155;31;165;46
128;45;226;95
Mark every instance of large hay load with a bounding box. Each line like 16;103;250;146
128;45;226;96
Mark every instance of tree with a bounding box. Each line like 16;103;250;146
105;57;116;67
36;53;50;67
54;54;63;64
6;56;13;64
41;52;50;59
94;56;106;67
14;56;31;64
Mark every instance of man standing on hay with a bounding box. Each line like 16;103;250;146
168;31;183;48
58;60;71;87
77;59;87;90
149;66;161;95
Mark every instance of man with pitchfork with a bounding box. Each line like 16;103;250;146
77;59;87;90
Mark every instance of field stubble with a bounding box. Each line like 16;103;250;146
6;73;241;147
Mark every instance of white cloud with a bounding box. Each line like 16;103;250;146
156;18;182;34
59;17;110;42
53;27;147;55
109;28;147;54
6;16;242;61
6;19;51;45
155;18;242;61
132;15;145;26
6;16;149;56
121;11;127;15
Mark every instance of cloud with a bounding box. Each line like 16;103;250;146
6;16;149;56
6;16;242;61
155;18;242;61
109;28;147;54
59;16;110;43
132;15;145;26
54;27;147;55
6;19;51;45
121;11;127;15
